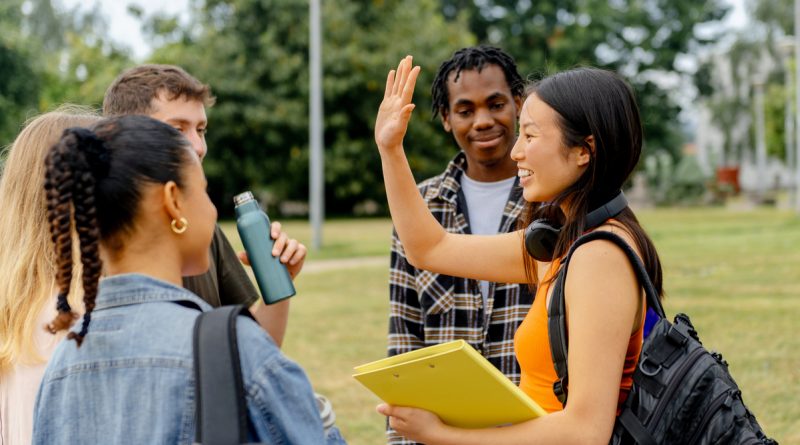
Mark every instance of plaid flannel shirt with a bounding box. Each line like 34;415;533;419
387;152;535;445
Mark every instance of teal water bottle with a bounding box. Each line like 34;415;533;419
234;191;296;304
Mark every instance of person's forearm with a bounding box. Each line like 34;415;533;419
250;300;289;347
379;147;446;269
432;410;610;445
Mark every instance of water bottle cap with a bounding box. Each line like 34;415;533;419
233;191;255;207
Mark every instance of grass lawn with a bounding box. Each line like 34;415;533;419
222;207;800;445
219;218;393;260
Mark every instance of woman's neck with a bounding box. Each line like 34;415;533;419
101;235;184;286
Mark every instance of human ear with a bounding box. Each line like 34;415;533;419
441;109;452;133
513;95;523;118
573;135;595;167
575;135;594;167
162;181;183;222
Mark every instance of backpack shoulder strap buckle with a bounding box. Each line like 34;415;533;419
553;376;569;406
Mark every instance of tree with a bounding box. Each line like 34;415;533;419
0;43;40;148
0;1;132;148
36;6;133;111
0;0;40;148
697;0;792;169
440;0;729;160
149;0;474;216
748;0;795;162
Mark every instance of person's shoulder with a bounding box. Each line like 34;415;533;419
234;316;313;395
211;224;228;244
568;224;640;277
592;223;637;250
234;316;283;366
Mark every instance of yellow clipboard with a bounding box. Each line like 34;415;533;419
353;340;547;428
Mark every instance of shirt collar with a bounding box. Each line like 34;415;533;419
427;152;523;208
93;273;212;311
426;152;468;204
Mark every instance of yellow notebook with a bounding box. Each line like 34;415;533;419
353;340;547;428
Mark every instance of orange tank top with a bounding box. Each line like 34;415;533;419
514;253;645;414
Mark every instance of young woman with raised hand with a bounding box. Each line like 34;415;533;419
0;107;100;445
30;115;345;444
373;56;663;444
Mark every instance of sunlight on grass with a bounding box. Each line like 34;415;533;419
224;207;799;445
220;219;393;260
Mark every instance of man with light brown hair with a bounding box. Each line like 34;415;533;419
103;64;305;346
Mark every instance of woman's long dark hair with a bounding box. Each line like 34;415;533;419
44;115;192;345
520;68;663;299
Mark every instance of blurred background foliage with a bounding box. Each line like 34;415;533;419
3;0;798;215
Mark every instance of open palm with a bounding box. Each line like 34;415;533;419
375;56;421;152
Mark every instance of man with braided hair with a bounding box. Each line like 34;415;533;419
103;64;303;347
387;46;534;444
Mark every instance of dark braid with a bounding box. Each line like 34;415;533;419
43;115;191;345
431;45;524;119
44;137;79;334
44;129;108;345
68;146;104;345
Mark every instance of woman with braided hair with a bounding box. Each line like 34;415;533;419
31;115;345;444
0;106;100;445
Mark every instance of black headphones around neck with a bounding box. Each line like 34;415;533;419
524;191;628;262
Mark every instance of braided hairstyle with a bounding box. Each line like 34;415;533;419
43;115;191;345
431;45;524;120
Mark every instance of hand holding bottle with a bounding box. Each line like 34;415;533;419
237;221;307;279
234;192;296;304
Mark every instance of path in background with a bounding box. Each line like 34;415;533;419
303;256;387;273
225;210;799;444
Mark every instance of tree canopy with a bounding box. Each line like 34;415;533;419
1;0;741;215
150;0;474;215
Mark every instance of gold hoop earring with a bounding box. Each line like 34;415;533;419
171;217;188;234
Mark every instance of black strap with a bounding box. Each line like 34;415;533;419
547;231;665;407
193;304;254;445
548;264;569;406
618;410;658;445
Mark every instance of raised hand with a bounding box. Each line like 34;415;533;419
375;55;421;153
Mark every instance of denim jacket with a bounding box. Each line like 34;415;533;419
32;274;345;444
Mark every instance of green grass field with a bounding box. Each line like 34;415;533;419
222;207;800;445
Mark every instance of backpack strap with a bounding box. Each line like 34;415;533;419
193;304;254;445
547;230;665;407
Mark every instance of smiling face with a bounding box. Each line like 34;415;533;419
511;94;590;203
149;93;209;161
441;65;521;181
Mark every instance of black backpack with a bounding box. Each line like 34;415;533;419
547;231;778;445
192;304;266;445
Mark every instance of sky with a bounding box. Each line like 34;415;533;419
57;0;191;61
57;0;750;62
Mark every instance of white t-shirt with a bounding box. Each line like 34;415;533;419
459;174;517;301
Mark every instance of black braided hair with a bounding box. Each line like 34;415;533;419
44;128;109;344
43;115;192;346
68;130;106;345
44;136;79;334
431;45;524;120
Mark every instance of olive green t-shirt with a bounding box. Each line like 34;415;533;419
182;225;259;307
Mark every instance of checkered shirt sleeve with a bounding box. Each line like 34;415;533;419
384;158;534;445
